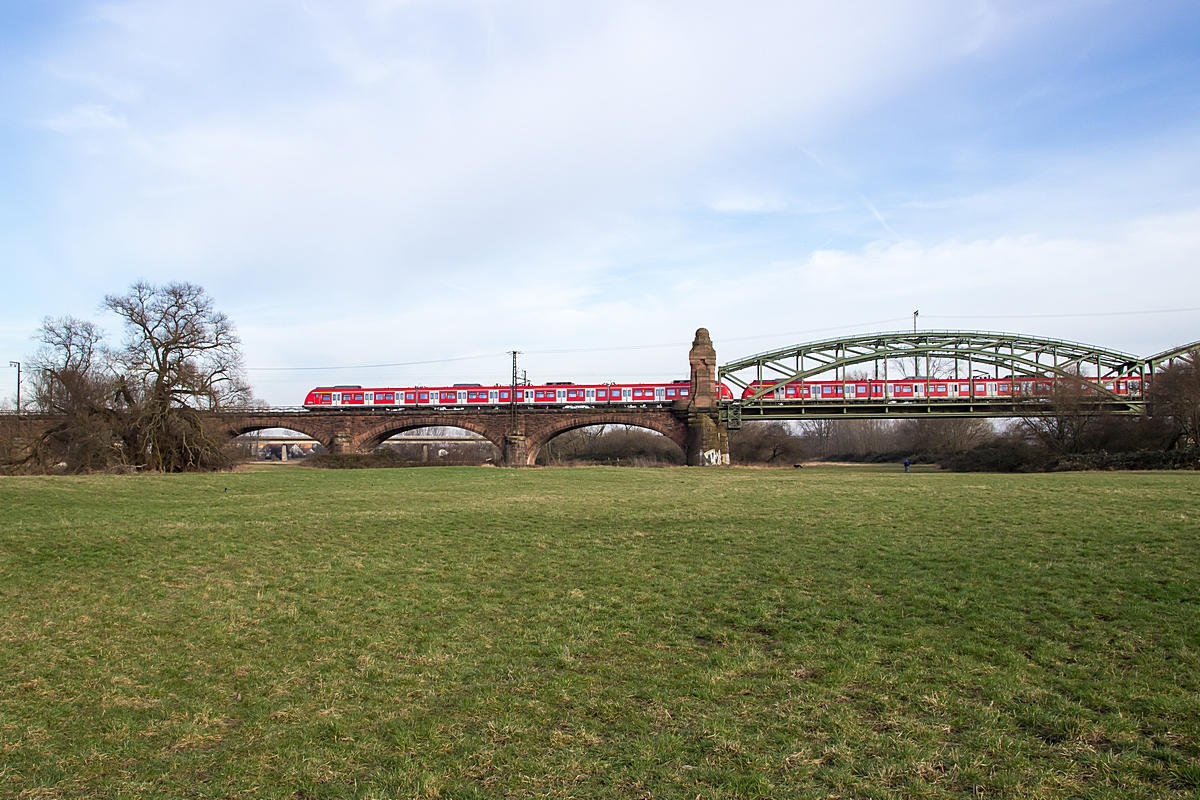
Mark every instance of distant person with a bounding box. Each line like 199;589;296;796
903;458;911;473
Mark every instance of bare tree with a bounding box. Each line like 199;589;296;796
1154;350;1200;447
799;419;837;458
1020;367;1104;454
10;317;122;472
29;316;109;414
104;281;251;472
899;417;994;455
730;421;808;465
105;281;250;411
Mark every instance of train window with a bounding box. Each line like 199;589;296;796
666;388;676;397
680;388;688;395
499;390;509;400
320;393;331;402
597;389;607;399
418;392;428;401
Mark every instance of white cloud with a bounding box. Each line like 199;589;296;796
24;2;995;281
41;103;127;132
710;195;788;214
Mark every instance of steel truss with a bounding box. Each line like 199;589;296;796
718;330;1156;427
1146;340;1200;370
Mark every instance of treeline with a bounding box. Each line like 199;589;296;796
1;282;253;474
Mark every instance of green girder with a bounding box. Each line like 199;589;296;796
1145;340;1200;370
715;329;1196;421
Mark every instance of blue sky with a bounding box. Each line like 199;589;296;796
2;1;1199;405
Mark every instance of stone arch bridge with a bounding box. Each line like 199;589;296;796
217;329;725;466
217;406;693;467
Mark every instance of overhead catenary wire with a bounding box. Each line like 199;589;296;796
242;306;1199;373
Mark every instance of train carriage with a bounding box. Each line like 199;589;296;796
303;381;733;409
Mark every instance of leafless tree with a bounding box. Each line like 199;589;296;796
1154;350;1200;447
29;316;109;413
6;317;123;472
730;421;808;465
101;281;252;472
898;417;995;455
1020;367;1104;454
799;419;837;458
105;281;251;411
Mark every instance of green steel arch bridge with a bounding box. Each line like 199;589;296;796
717;330;1199;429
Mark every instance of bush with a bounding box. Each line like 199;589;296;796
539;427;683;466
730;421;808;465
302;451;409;470
939;441;1049;472
941;444;1200;472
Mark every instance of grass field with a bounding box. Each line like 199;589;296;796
1;465;1198;799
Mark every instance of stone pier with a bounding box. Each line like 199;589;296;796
685;327;730;466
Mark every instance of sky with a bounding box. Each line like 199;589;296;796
2;0;1199;406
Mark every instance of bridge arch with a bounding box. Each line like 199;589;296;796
524;412;689;466
354;415;507;455
221;420;336;452
720;329;1147;407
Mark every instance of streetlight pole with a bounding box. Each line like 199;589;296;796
509;351;520;435
912;311;919;377
8;361;19;417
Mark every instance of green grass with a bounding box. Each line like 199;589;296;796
1;466;1198;798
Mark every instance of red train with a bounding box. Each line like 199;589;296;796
303;381;736;408
303;374;1143;409
738;375;1144;401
